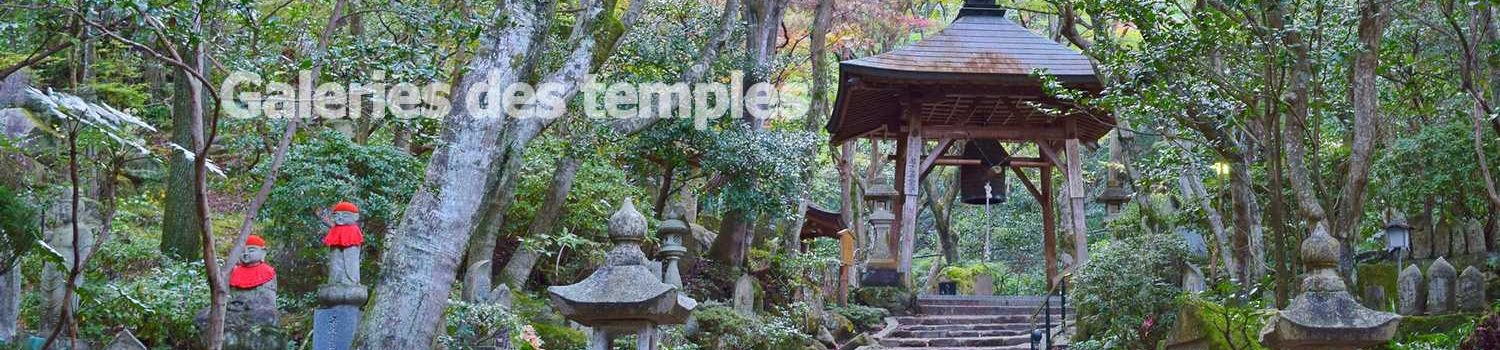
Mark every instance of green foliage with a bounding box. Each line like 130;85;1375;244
1383;313;1483;350
74;259;209;348
259;130;421;292
1071;232;1189;349
1177;294;1269;350
684;302;811;350
509;291;587;350
0;184;38;272
826;304;888;334
439;299;522;349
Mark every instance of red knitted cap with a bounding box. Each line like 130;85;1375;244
333;201;359;213
246;235;266;248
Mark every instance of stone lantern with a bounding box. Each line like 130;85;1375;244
1096;179;1131;216
862;181;899;286
658;207;689;288
1385;212;1413;267
1260;224;1400;349
549;199;696;350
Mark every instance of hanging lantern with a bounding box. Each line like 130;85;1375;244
958;139;1009;205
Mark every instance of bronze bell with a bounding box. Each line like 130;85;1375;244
958;140;1008;205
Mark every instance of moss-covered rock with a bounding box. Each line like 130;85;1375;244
852;286;912;316
1357;262;1398;311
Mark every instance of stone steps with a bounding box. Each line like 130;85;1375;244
875;295;1073;350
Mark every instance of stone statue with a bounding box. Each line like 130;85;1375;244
197;235;284;349
317;201;367;306
1259;224;1399;349
312;202;367;350
41;197;100;337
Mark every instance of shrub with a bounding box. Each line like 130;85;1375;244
827;304;888;333
684;302;811;349
1069;232;1189;349
75;259;209;348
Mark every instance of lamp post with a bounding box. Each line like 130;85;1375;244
1385;212;1412;269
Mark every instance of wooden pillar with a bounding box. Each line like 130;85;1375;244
1040;165;1058;288
894;118;923;284
1065;138;1088;264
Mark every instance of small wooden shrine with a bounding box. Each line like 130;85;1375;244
827;0;1114;287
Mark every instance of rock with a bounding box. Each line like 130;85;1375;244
973;274;994;296
1452;222;1469;257
103;329;146;350
1426;257;1456;315
1412;226;1431;259
0;265;19;342
689;224;716;257
1434;223;1451;258
733;274;757;315
1468;220;1488;254
1397;264;1424;315
1362;286;1387;310
1458;266;1486;312
816;326;837;347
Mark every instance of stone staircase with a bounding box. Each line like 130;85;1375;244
872;295;1073;350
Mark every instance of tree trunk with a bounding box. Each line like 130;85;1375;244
1332;0;1387;276
162;52;203;261
495;156;582;290
355;0;552;346
1178;166;1235;281
923;175;960;264
462;0;637;298
1228;157;1265;284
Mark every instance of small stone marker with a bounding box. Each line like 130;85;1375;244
1451;222;1468;257
1426;257;1456;315
974;274;994;296
1434;223;1451;258
1397;264;1424;315
733;274;756;315
1468;220;1488;254
312;305;361;350
103;329;146;350
1458;266;1486;312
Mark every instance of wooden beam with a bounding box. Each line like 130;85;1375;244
922;126;1067;141
1065;138;1088;265
1036;141;1067;172
1041;165;1058;288
918;138;955;180
897;117;923;282
1011;165;1044;201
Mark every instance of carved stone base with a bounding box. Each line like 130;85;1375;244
316;283;368;307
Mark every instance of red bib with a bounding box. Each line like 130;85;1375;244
323;225;365;248
228;263;276;289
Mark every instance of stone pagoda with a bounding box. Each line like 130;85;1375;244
1260;224;1400;349
549;199;696;350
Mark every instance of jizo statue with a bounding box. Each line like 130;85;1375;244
317;201;368;307
200;235;284;349
324;201;364;285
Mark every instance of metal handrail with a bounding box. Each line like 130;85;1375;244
1027;274;1071;349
